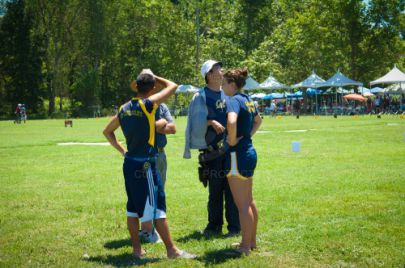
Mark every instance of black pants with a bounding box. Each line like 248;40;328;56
206;154;240;233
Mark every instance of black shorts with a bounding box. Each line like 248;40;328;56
123;156;166;221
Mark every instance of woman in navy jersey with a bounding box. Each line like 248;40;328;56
222;68;262;255
103;69;195;259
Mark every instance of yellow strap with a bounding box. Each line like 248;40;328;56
119;98;140;112
138;99;158;147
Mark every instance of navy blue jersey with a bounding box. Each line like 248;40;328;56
204;87;227;147
226;93;258;150
118;98;158;158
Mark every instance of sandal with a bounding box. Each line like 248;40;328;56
169;250;197;259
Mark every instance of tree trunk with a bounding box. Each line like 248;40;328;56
48;77;55;115
59;79;63;111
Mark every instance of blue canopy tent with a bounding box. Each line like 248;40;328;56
243;75;261;90
306;88;322;96
250;93;266;99
358;86;370;94
286;91;303;98
316;71;363;111
370;87;384;94
292;71;325;114
292;71;325;88
262;93;285;100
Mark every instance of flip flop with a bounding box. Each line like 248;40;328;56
170;250;197;259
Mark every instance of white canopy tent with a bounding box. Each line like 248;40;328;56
370;66;405;86
370;65;405;111
259;74;289;90
176;84;199;94
243;75;260;90
384;84;404;93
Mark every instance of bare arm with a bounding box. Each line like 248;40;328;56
208;119;225;134
250;114;262;137
102;116;126;156
156;117;176;135
148;76;177;105
227;112;238;146
161;123;176;134
155;118;168;134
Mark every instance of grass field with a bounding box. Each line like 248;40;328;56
1;115;405;267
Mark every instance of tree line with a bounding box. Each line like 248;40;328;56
0;0;403;118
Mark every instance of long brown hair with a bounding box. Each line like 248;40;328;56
223;68;248;90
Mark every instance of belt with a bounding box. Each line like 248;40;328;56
124;154;156;163
157;147;165;153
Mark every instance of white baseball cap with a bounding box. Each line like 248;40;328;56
200;60;222;78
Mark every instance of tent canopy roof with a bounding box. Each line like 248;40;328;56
176;84;199;93
250;93;266;99
370;66;405;85
292;71;325;88
370;87;384;93
316;71;362;87
259;74;289;90
243;75;260;90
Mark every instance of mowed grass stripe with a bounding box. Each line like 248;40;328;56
0;116;404;267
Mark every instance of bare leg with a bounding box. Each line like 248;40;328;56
250;200;258;249
154;218;182;258
141;221;153;233
127;217;145;257
227;175;254;255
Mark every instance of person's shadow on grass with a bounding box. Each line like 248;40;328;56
85;253;160;267
196;248;242;265
90;237;242;266
82;239;160;266
104;238;131;249
176;230;223;242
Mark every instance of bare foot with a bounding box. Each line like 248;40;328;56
133;248;146;258
232;242;256;251
251;242;257;250
167;246;181;259
236;246;251;256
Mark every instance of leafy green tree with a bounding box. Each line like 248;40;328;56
0;0;44;116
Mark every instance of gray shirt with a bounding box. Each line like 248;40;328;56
156;103;173;149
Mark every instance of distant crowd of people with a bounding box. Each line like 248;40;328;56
257;93;405;115
14;104;27;123
367;95;405;114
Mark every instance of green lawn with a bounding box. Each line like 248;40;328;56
1;115;404;267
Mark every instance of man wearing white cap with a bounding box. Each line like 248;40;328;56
184;60;240;236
